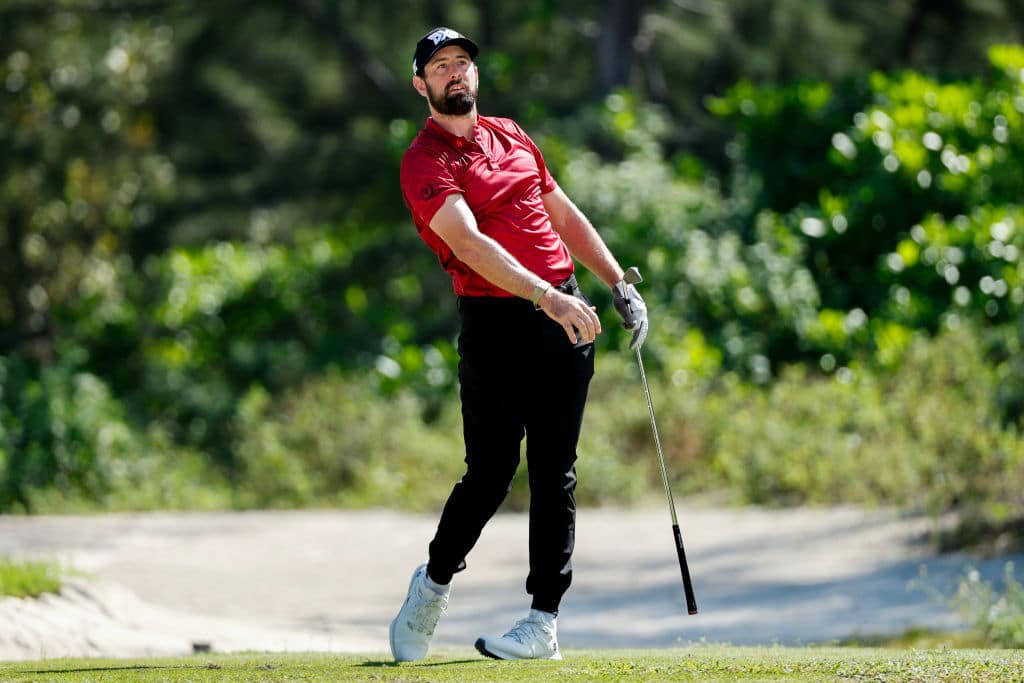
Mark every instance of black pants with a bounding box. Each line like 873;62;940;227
426;276;595;614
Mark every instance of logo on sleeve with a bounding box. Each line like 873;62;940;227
420;184;439;200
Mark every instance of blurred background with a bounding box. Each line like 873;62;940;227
1;0;1022;553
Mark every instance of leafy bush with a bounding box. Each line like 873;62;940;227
579;328;1024;526
233;367;654;511
3;326;1022;521
949;562;1024;648
703;328;1023;516
705;45;1024;413
233;370;464;510
74;226;459;475
0;349;230;513
0;350;140;509
555;97;821;379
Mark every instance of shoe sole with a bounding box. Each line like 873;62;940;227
475;638;502;660
474;637;563;661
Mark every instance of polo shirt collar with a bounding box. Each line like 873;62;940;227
425;117;484;150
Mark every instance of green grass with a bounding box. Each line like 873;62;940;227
836;626;990;649
2;648;1023;682
0;557;63;598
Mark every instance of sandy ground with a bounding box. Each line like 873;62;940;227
1;506;1022;661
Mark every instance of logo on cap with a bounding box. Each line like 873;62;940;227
426;28;458;46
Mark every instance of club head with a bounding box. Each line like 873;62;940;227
623;266;643;286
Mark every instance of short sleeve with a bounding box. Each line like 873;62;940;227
400;147;463;229
530;138;558;195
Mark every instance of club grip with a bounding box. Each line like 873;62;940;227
673;524;699;615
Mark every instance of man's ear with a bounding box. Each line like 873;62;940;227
412;75;427;98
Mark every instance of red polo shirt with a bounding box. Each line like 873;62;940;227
400;116;574;297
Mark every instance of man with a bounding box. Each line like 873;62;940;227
390;27;648;662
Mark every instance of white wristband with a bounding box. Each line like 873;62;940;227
531;282;552;308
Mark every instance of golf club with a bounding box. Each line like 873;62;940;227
623;267;699;615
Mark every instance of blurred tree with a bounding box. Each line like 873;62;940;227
708;44;1024;424
5;0;1019;365
0;4;176;361
634;0;1023;165
2;0;1023;504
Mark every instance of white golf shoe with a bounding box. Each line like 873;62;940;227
475;609;563;660
389;564;450;662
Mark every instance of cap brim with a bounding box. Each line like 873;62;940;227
417;37;479;75
439;37;479;60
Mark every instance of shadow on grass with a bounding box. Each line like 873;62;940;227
24;665;200;675
357;659;481;667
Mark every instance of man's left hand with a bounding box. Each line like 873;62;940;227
611;278;648;350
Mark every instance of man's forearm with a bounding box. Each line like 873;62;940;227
453;230;602;343
434;196;603;342
543;188;624;286
453;230;548;301
557;214;624;287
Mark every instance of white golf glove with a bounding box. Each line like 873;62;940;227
612;269;648;350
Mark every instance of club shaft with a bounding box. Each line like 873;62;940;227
636;347;699;615
635;348;678;527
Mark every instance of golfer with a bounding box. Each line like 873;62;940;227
390;27;648;662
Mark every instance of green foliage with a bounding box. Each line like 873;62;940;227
0;557;62;598
232;368;652;511
4;326;1014;520
572;329;1024;527
703;328;1024;514
0;9;175;345
2;2;1024;520
233;371;464;510
707;45;1024;423
950;562;1024;649
0;349;142;509
121;228;457;467
706;78;869;216
0;350;230;513
556;98;820;378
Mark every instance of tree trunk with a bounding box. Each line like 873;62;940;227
595;0;648;97
898;0;968;65
477;0;497;50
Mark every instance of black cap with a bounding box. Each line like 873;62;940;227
412;27;479;76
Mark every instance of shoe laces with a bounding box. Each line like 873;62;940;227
408;583;448;635
504;616;551;645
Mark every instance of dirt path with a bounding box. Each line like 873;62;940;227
1;506;1020;661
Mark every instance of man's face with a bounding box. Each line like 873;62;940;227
417;45;477;116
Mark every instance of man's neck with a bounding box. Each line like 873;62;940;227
430;108;478;140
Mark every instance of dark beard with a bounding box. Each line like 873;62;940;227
428;82;476;116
